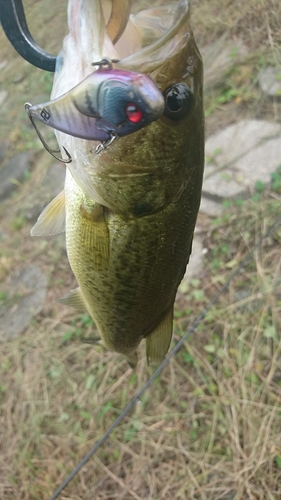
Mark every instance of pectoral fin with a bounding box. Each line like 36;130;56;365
80;204;109;271
31;190;65;236
57;287;88;311
146;306;174;366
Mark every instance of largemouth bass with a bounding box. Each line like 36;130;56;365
32;0;204;367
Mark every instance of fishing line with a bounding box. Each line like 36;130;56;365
49;213;281;500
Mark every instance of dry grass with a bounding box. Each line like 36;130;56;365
192;0;281;51
1;189;281;499
1;0;281;499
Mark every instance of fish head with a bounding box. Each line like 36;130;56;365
52;0;204;209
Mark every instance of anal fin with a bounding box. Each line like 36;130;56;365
31;190;65;236
146;306;174;366
57;287;88;312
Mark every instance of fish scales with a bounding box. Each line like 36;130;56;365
33;0;204;366
65;169;198;330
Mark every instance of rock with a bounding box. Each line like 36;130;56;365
0;60;8;71
202;169;243;201
0;90;8;106
0;151;35;202
258;66;281;99
205;120;281;170
41;163;65;195
24;204;46;223
0;142;8;164
0;228;7;242
202;36;248;90
0;265;47;341
199;196;223;217
24;163;65;223
231;137;281;188
203;120;281;203
182;236;204;282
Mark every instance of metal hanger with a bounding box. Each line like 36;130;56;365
0;0;57;71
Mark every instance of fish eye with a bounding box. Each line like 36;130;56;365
126;103;143;124
163;83;193;121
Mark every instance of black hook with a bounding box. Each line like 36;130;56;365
0;0;57;72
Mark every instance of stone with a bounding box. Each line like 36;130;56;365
0;151;34;201
0;228;7;241
24;163;65;223
205;120;281;170
202;170;243;201
202;36;248;90
0;90;8;106
0;142;7;164
258;66;281;99
42;163;65;195
231;137;281;188
203;120;281;203
0;60;8;71
0;266;47;341
183;236;204;282
199;196;223;217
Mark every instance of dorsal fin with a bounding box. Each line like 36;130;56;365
57;287;88;311
146;306;174;366
31;190;65;236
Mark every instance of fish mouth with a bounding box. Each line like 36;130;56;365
100;0;190;59
108;0;190;76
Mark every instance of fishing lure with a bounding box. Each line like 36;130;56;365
25;59;164;162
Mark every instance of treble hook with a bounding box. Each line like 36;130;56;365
25;103;72;164
95;133;118;154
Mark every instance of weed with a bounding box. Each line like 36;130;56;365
271;165;281;192
11;214;26;230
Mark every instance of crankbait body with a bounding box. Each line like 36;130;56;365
26;66;165;142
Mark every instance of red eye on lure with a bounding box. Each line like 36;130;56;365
126;104;143;123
